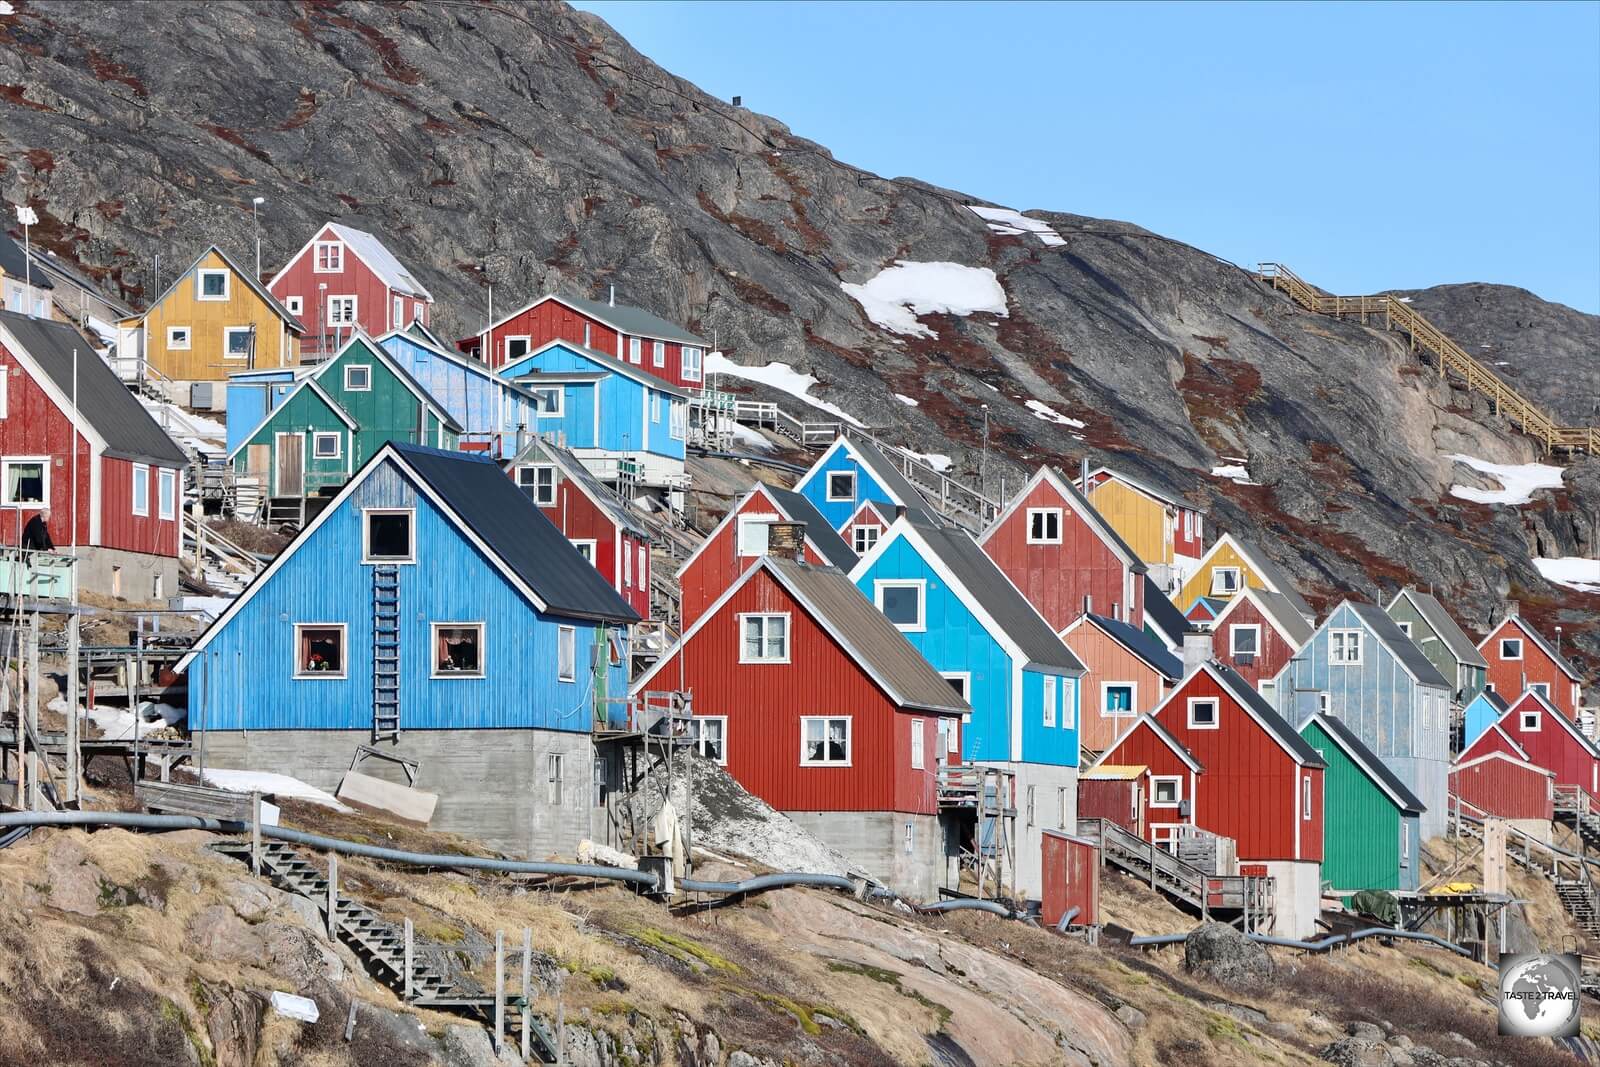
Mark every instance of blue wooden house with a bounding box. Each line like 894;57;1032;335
177;441;640;859
224;366;313;454
500;339;688;507
794;434;939;532
378;325;541;459
1270;599;1452;839
848;511;1085;898
1460;688;1510;751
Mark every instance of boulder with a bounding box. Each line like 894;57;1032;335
1183;922;1273;987
1319;1038;1396;1067
1114;1004;1147;1031
188;904;266;962
1347;1020;1385;1041
439;1024;522;1067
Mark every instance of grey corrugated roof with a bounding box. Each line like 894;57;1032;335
0;230;51;289
1302;712;1425;813
509;436;648;539
1231;536;1315;620
1347;602;1451;690
30;250;133;316
1391;587;1488;669
844;434;941;525
1248;587;1315;647
911;514;1085;673
767;556;969;715
1209;661;1326;767
1088;613;1183;679
767;486;857;572
395;443;639;624
561;294;708;346
1143;575;1191;645
1476;689;1508;716
0;309;187;465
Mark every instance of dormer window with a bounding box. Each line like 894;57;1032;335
315;241;343;272
363;508;414;563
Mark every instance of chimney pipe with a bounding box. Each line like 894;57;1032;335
609;285;615;308
1506;600;1520;618
894;505;907;521
766;521;807;562
1182;630;1212;674
1080;456;1090;494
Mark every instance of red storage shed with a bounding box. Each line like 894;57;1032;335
1041;829;1100;928
1077;765;1146;836
1450;751;1554;822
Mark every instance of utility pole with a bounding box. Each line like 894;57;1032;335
16;204;37;314
251;197;266;281
979;403;990;501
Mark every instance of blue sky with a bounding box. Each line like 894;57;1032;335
575;1;1600;313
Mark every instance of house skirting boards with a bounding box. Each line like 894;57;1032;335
1258;859;1321;939
781;810;951;901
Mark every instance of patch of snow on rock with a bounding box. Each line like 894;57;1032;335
203;769;348;810
1447;454;1564;506
1533;557;1600;593
903;450;953;473
841;261;1007;339
1025;399;1085;428
895;393;920;407
704;352;863;427
965;205;1067;247
1210;464;1255;484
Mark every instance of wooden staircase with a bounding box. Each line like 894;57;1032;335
1077;818;1275;931
1258;263;1599;454
211;839;559;1061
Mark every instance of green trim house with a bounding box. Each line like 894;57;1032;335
1300;712;1425;893
1385;585;1488;706
230;332;460;506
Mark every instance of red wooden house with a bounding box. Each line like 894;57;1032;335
1040;829;1101;928
1465;688;1600;802
268;222;434;361
1059;612;1184;753
1077;764;1146;836
1478;609;1584;719
1210;585;1314;691
840;498;893;557
979;465;1147;633
631;553;968;897
676;482;856;628
0;310;188;599
1087;716;1203;849
459;293;710;390
1451;750;1554;823
506;436;652;619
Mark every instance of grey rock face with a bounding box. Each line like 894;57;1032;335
1319;1038;1396;1067
1183;921;1273;987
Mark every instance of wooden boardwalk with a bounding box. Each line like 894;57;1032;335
1259;263;1598;453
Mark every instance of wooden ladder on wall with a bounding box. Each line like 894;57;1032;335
372;565;401;743
1257;263;1599;454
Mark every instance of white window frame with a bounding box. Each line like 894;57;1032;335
312;432;342;460
911;718;925;769
520;464;557;507
431;621;486;679
736;512;777;557
852;524;880;554
682;346;703;381
825;470;855;502
623;545;632;588
157;468;177;521
131;463;150;517
1400;823;1409;867
392;294;404;327
1187;696;1219;729
669;400;686;441
557;625;577;682
941;672;971;703
738;612;790;663
344;364;372;392
292;622;347;680
801;716;851;767
1150;775;1183;808
628;336;642;364
1302;774;1312;821
1103;680;1137;717
651;392;662;424
328;294;358;327
314;241;344;273
693;716;728;765
1230;624;1261;657
1530;682;1551;699
285;295;303;317
1500;637;1523;661
1330;628;1364;665
195;268;229;302
546;752;564;806
638;545;647;590
1026;507;1063;545
1043;674;1057;728
1210;566;1241;595
1521;710;1541;732
0;371;7;419
874;579;927;633
504;335;532;364
569;538;597;564
361;507;416;564
1;457;49;507
531;386;564;417
652;340;665;368
222;325;254;360
166;325;192;350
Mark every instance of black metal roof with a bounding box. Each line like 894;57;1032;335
1208;661;1326;767
561;294;709;346
394;442;639;624
1088;613;1183;679
1143;575;1191;644
768;485;857;572
0;230;51;289
1302;712;1425;814
0;308;187;465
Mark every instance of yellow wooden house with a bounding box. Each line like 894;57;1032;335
1083;466;1206;569
1175;532;1316;623
118;245;303;390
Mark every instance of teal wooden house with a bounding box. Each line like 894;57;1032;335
1385;585;1488;706
1300;712;1425;893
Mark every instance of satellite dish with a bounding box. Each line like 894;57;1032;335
15;205;37;226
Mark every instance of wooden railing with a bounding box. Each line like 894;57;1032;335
1258;263;1598;453
1078;817;1274;926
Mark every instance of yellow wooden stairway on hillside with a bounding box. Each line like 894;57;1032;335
1257;263;1598;453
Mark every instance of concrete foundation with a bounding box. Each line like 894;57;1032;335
198;728;608;861
1507;818;1553;844
977;760;1079;900
782;810;951;900
1259;859;1321;939
77;545;179;602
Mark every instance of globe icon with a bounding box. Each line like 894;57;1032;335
1500;954;1580;1038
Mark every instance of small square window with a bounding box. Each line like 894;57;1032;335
802;716;851;765
1500;638;1523;660
1211;567;1241;595
875;580;925;632
505;336;531;363
314;241;344;273
531;386;563;416
1151;776;1182;807
166;326;192;350
432;622;484;677
693;716;728;764
558;625;577;682
312;432;341;460
1026;508;1062;544
285;296;304;316
1188;697;1219;728
570;539;596;564
826;470;855;502
196;269;229;301
1521;710;1541;731
2;459;47;505
1230;625;1260;657
294;624;346;678
852;524;880;554
1330;628;1364;665
1104;682;1136;716
740;613;789;662
737;513;776;557
363;509;414;562
517;465;557;506
223;326;254;359
344;364;372;392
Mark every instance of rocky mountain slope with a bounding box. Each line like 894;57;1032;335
0;0;1596;661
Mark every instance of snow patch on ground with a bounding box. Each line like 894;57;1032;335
1210;464;1255;484
1025;398;1085;428
894;393;920;407
1533;557;1600;593
713;417;774;452
841;261;1007;339
902;450;953;473
202;769;348;810
50;698;187;741
965;205;1067;247
1447;454;1564;505
704;352;863;427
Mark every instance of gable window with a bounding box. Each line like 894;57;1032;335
670;400;686;440
1397;621;1413;638
166;326;192;350
692;716;728;764
1187;696;1219;729
505;336;531;363
328;295;357;326
294;623;346;678
1500;637;1523;660
1;459;46;505
557;626;577;682
1521;710;1542;731
736;513;776;557
1302;775;1312;820
224;326;254;360
1531;682;1551;699
682;346;703;381
314;241;343;272
569;539;596;564
158;468;177;521
740;613;789;663
392;295;404;327
1104;681;1136;716
852;524;880;554
1026;508;1063;545
312;432;342;460
801;716;851;766
546;752;564;806
432;622;485;677
196;268;229;301
531;386;563;417
875;579;926;632
285;296;304;317
628;337;642;364
911;718;925;769
1151;776;1182;807
362;508;414;563
1043;674;1058;727
517;464;557;506
1210;567;1241;595
131;463;150;517
1330;628;1364;665
826;470;855;502
344;364;372;391
652;340;665;367
1230;624;1260;659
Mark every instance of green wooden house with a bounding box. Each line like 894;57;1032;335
1385;585;1488;707
1299;712;1425;893
229;333;460;519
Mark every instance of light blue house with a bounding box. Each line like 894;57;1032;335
378;325;541;459
794;435;939;531
500;340;687;505
1460;689;1510;752
176;441;640;859
224;366;313;454
1271;599;1453;839
849;512;1086;898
